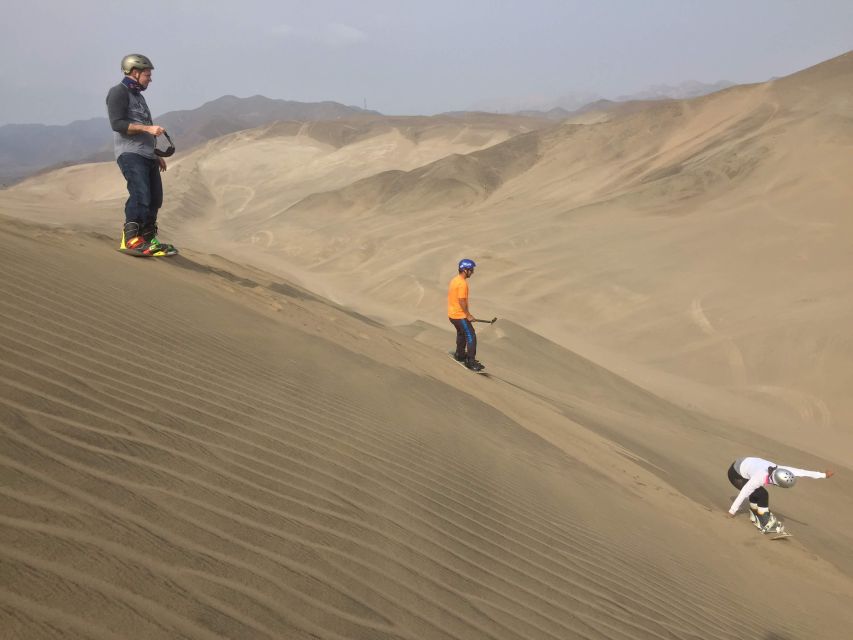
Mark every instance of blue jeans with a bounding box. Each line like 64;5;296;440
117;153;162;225
449;317;477;361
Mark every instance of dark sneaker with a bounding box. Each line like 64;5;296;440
465;360;485;372
453;353;466;362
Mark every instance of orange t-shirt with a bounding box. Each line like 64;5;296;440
447;274;469;319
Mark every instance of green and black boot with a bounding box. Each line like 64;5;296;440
142;222;178;255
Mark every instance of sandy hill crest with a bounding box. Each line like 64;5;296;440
285;129;543;218
284;50;852;218
0;95;382;186
155;94;382;150
2;214;853;638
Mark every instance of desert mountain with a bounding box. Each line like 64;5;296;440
512;107;574;120
0;95;379;185
0;117;107;186
615;80;735;102
614;79;736;101
473;80;733;116
1;112;553;229
151;94;381;151
513;100;666;123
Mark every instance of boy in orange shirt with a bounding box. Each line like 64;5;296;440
448;259;484;371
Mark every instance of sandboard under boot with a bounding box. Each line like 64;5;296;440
750;507;790;538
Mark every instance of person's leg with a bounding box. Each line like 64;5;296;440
449;319;467;360
117;154;153;225
748;487;774;530
727;464;770;529
117;154;154;249
142;160;163;240
460;319;477;362
749;487;769;510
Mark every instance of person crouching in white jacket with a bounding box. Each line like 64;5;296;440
726;456;834;533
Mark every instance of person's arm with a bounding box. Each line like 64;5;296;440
127;123;164;136
458;297;474;322
728;476;764;514
106;85;132;134
782;465;833;479
456;279;474;321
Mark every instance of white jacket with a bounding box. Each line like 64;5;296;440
728;457;826;514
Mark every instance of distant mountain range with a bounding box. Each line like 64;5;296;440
1;82;736;186
513;98;681;122
0;118;109;186
0;95;378;186
614;80;735;101
470;80;736;120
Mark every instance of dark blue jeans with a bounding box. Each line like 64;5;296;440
117;153;162;225
449;317;477;361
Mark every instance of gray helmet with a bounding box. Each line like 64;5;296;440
121;54;154;75
771;467;796;488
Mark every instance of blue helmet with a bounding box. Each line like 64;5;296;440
458;258;476;271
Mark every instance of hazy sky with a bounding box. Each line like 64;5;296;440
1;0;850;125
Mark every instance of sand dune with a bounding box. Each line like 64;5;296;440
162;51;853;446
0;114;552;251
2;216;852;639
286;130;541;220
3;51;853;639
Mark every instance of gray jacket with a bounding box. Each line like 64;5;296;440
106;82;156;160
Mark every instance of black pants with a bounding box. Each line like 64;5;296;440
449;318;477;362
727;463;769;508
117;152;162;226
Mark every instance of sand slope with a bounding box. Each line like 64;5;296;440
2;216;853;639
173;51;853;446
3;51;853;639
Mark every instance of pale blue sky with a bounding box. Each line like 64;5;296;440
1;0;850;125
